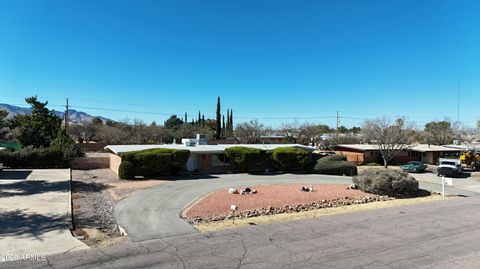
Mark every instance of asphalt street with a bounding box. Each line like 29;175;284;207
6;193;480;268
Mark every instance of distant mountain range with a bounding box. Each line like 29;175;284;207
0;103;110;124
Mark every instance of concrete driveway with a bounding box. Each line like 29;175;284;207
0;169;88;262
114;173;474;242
408;168;480;194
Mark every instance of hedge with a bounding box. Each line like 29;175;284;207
224;146;268;172
119;148;190;179
272;147;311;172
353;169;419;196
0;147;68;168
318;155;347;162
312;160;358;176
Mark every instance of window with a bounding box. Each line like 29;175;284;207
408;151;420;158
212;154;229;166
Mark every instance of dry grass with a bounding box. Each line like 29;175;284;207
357;166;401;173
194;194;453;233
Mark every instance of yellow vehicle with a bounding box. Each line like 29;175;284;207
459;151;480;171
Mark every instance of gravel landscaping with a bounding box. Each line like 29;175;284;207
71;169;167;247
183;184;393;223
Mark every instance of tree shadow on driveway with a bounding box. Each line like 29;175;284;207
0;180;69;198
0;210;68;241
0;170;32;180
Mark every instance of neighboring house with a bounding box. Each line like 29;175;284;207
259;135;289;144
334;144;461;165
105;135;314;174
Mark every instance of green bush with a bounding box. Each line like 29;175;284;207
225;146;268;172
318;155;347;162
312;160;358;176
118;161;135;179
0;147;67;168
364;162;381;166
50;131;82;163
272;147;311;172
353;169;419;196
119;148;190;179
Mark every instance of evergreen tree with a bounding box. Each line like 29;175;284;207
201;115;205;127
164;115;184;130
222;115;226;138
10;96;62;148
229;109;234;133
215;96;221;139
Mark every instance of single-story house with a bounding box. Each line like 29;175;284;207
334;144;462;165
259;135;290;144
105;136;315;175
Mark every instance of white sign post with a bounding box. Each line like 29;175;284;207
441;176;453;198
231;205;237;224
442;176;445;198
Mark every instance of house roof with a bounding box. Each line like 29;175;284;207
444;144;480;151
105;144;315;155
411;144;461;152
336;144;379;151
336;144;461;153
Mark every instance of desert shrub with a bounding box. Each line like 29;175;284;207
312;160;358;176
118;160;135;179
364;162;381;166
272;147;311;172
0;147;66;168
119;148;190;179
50;131;82;164
318;155;347;162
353;169;419;196
225;146;268;172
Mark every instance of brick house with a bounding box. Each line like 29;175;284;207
334;144;461;165
105;140;314;175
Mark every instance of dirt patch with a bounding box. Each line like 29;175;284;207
195;194;452;232
71;169;168;247
183;184;382;222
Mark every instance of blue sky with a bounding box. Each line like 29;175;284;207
0;0;479;128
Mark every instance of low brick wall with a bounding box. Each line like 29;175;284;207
71;153;111;170
76;143;108;153
109;153;122;175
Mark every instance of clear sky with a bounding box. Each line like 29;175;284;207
0;0;479;128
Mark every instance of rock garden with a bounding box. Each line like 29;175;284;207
183;169;431;224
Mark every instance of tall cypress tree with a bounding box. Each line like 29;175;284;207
222;115;226;138
215;96;221;139
201;114;205;127
226;109;230;136
198;111;201;123
229;109;233;133
184;112;188;123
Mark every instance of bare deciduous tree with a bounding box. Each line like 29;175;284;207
235;120;269;144
277;121;309;144
362;117;415;168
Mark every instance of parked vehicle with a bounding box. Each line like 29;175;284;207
400;161;427;173
459;151;480;171
437;158;463;177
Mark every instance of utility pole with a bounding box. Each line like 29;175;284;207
457;85;460;123
65;97;69;132
336;111;339;139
